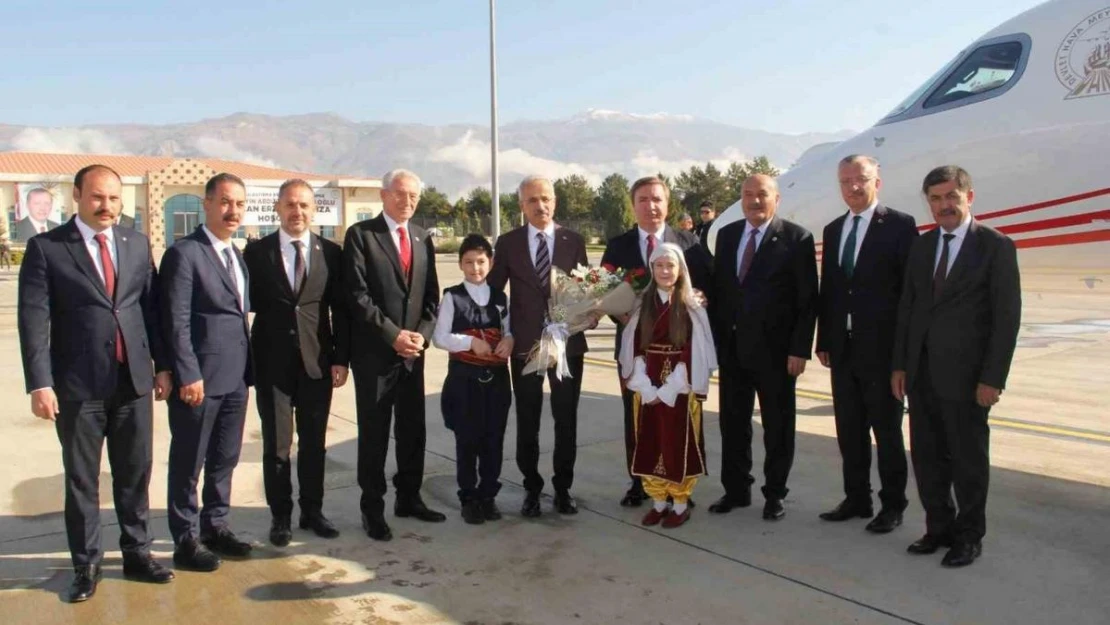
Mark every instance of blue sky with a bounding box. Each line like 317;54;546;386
1;0;1046;133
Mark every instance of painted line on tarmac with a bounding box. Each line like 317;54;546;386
583;357;1110;445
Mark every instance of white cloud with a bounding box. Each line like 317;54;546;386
11;127;126;154
192;136;278;168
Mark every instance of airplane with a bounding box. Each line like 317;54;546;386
707;0;1110;279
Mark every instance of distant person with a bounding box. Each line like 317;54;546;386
432;233;514;525
243;179;350;547
600;176;711;508
15;187;61;240
160;173;254;572
815;155;917;533
0;221;11;271
708;174;818;521
17;164;175;602
694;201;716;247
619;243;716;528
677;213;695;232
892;165;1021;568
344;169;444;542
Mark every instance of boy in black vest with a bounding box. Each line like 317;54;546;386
432;234;514;524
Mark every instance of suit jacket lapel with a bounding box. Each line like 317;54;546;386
552;226;575;274
195;227;241;306
937;221;978;303
113;226;131;299
371;216;407;290
62;221;111;303
300;233;327;301
853;206;884;278
749;217;784;277
409;226;426;296
827;213;848;278
269;234;294;299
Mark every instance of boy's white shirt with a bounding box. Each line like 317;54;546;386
432;280;511;353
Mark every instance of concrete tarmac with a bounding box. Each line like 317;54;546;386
0;257;1107;625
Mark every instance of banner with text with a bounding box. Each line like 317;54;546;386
243;186;342;227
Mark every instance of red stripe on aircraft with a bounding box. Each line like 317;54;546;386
996;209;1110;235
1014;229;1110;249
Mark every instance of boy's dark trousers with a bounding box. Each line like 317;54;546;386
443;361;512;502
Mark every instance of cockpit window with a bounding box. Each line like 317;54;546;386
923;42;1022;108
876;34;1030;126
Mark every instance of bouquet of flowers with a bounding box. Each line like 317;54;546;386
522;263;650;378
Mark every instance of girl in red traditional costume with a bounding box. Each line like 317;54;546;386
619;242;717;528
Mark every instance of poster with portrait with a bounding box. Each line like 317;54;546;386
14;183;65;241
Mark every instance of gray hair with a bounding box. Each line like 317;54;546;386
382;168;423;191
839;154;880;169
517;175;554;199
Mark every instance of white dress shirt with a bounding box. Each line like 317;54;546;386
278;229;312;290
736;217;771;272
432;281;511;353
638;226;666;265
74;217;118;285
838;202;877;267
202;225;246;309
527;222;556;268
933;214;973;276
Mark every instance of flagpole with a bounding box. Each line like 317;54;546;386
489;0;500;241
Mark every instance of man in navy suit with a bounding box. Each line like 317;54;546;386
708;174;818;521
160;173;254;572
815;155;918;533
18;164;175;602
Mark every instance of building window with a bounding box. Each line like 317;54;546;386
319;226;337;240
134;210;144;235
164;194;203;243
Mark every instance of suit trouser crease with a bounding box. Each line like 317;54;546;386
450;366;511;501
830;345;908;509
510;355;583;494
56;370;153;566
256;364;333;517
908;358;991;542
718;349;796;500
354;359;427;516
167;383;248;543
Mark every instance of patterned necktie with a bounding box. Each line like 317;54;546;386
841;215;861;279
94;233;125;363
737;228;759;284
535;232;551;295
223;247;241;310
292;240;306;294
397;227;412;277
646;233;657;264
933;233;955;299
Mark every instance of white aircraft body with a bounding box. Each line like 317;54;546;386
708;0;1110;276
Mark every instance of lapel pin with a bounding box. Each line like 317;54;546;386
414;237;420;242
315;244;321;250
772;236;778;242
877;219;884;224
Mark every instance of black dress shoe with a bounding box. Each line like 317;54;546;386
300;511;340;538
361;512;393;541
865;508;904;534
554;491;578;515
461;500;485;525
941;541;982;567
907;533;953;555
708;493;751;514
270;516;293;547
201;527;253;558
620;486;647;507
521;491;542;518
67;565;102;602
395;497;448;523
479;498;502;521
173;536;221;572
762;498;786;521
122;553;175;584
819;499;874;522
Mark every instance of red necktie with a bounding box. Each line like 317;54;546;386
38;225;46;234
94;233;125;363
646;233;657;263
398;227;412;277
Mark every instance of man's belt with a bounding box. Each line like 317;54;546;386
449;328;508;367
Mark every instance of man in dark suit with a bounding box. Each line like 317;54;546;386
488;175;590;518
600;176;712;507
892;165;1021;568
15;187;62;240
695;200;716;247
244;179;351;547
160;173;254;572
815;155;918;533
708;174;818;521
18;164;175;602
345;169;443;542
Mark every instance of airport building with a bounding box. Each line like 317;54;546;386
0;152;382;256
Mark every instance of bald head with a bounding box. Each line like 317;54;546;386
740;174;780;227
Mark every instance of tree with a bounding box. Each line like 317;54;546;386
593;173;635;239
499;192;521;232
465;187;493;219
673;163;729;215
553;175;596;220
415;185;452;218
